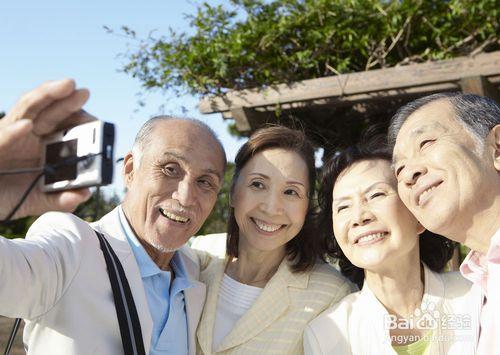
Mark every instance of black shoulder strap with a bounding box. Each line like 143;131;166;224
94;230;146;355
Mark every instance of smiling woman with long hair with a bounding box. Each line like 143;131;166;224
304;138;481;355
192;126;353;354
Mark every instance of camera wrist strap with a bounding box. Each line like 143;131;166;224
94;230;146;355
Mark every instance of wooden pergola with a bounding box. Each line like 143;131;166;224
199;51;500;156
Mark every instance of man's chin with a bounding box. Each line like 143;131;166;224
153;244;179;253
150;240;185;253
417;209;457;236
152;233;193;253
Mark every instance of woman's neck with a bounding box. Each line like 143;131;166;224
364;248;426;345
365;250;423;319
226;242;286;288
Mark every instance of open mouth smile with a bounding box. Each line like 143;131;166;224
159;208;190;224
416;181;443;206
250;217;286;233
354;231;389;245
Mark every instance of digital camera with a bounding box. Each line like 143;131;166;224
40;120;115;192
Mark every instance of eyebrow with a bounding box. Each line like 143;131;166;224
162;151;187;163
248;172;306;188
409;124;443;138
392;122;446;165
161;152;223;182
333;181;392;203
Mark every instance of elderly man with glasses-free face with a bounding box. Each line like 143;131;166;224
389;93;500;355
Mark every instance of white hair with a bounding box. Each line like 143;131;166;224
389;93;500;156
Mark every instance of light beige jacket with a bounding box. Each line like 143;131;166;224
304;264;482;355
194;239;353;355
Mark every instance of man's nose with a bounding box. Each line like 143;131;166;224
401;163;428;188
172;178;196;207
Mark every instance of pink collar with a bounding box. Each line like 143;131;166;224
460;229;500;295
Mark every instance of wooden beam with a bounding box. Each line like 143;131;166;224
199;51;500;113
229;107;264;132
253;82;460;112
460;76;500;102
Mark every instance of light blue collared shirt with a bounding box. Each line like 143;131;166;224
118;206;194;355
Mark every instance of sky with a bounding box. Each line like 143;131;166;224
0;0;244;196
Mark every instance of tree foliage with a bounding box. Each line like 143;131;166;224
120;0;499;96
198;163;234;235
74;188;121;222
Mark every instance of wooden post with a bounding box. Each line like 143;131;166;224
460;76;500;102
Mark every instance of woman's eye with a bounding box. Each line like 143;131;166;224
420;139;435;149
249;181;264;189
284;189;299;197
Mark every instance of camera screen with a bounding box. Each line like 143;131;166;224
45;139;78;184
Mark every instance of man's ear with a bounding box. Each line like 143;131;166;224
123;152;135;188
489;125;500;172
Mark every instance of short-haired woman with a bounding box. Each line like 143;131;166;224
304;140;481;355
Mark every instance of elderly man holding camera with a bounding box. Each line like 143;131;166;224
389;93;500;354
0;79;226;355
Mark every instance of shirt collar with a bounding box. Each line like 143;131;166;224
118;205;162;278
170;252;194;291
460;228;500;293
118;206;194;290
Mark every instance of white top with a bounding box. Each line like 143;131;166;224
304;264;482;355
212;274;263;351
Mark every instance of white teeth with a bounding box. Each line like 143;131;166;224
160;209;189;223
253;218;282;232
357;233;386;244
419;185;437;205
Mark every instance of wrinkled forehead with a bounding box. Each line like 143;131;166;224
242;148;310;185
334;159;395;196
149;120;226;172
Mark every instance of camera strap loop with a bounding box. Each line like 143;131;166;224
95;230;146;355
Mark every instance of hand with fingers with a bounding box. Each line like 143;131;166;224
0;79;95;221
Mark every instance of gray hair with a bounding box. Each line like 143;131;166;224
132;115;227;169
388;92;500;149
